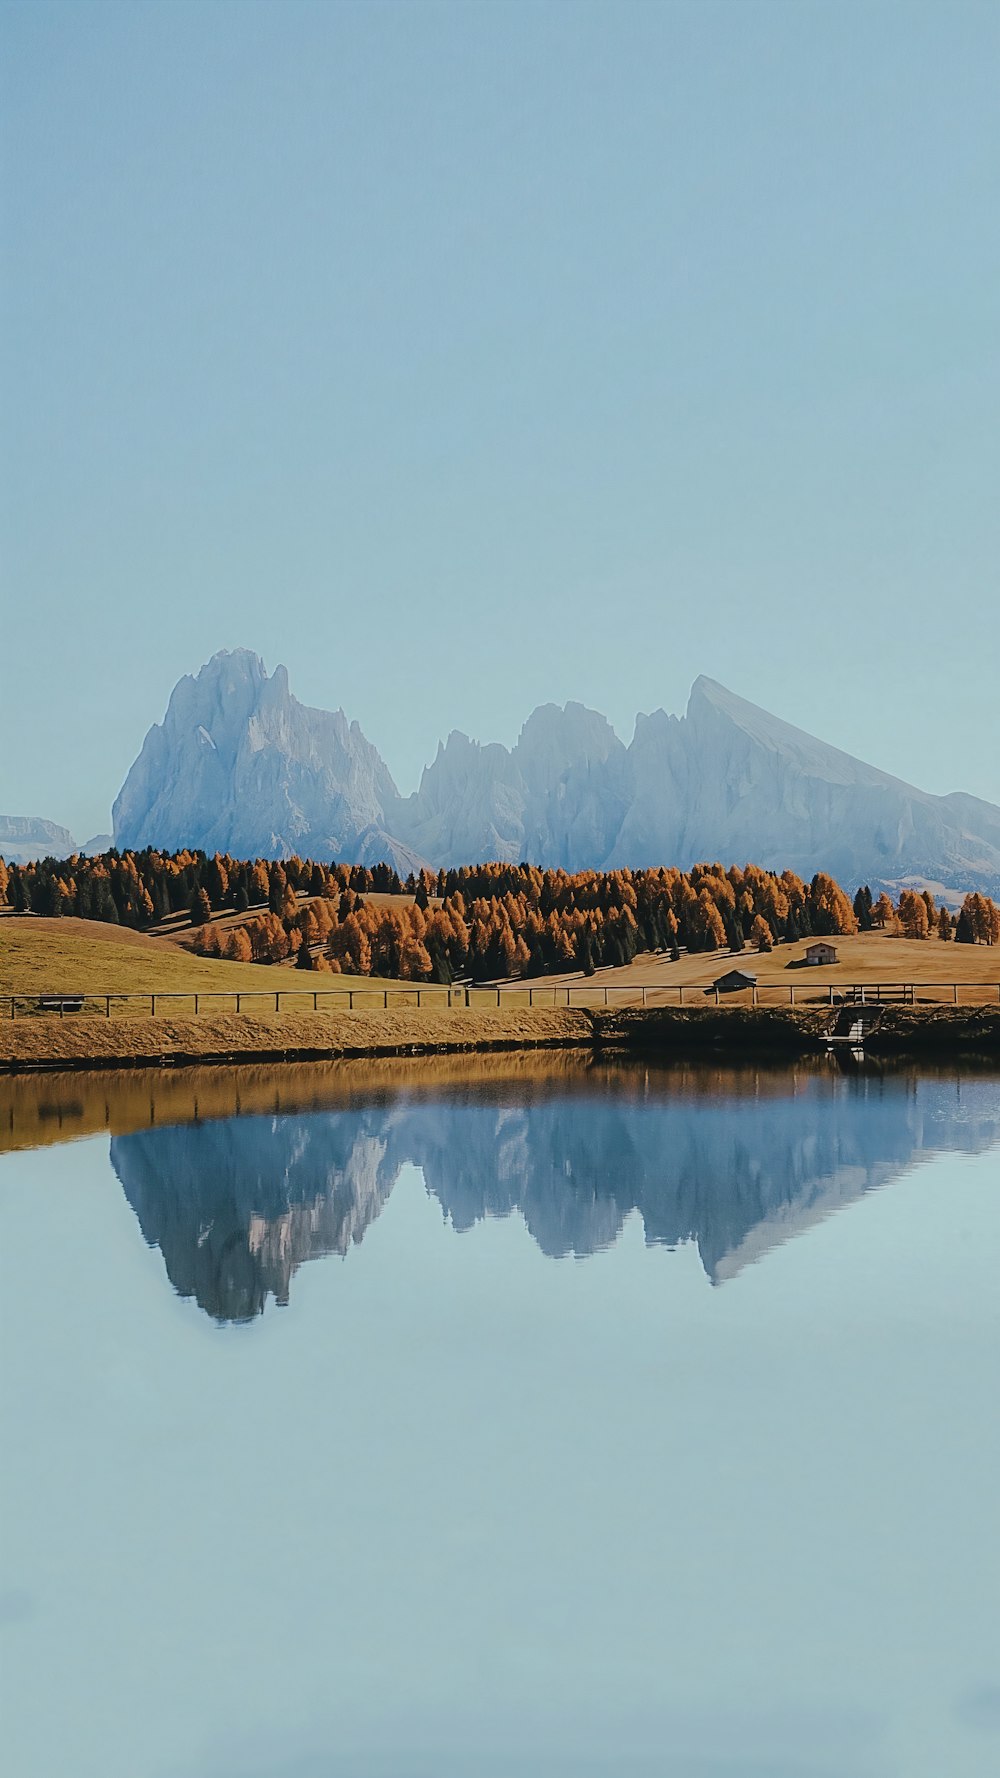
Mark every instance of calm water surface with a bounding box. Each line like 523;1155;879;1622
1;1054;999;1778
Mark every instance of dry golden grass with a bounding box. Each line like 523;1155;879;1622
4;918;1000;1021
152;887;439;954
0;1004;593;1072
540;932;1000;1006
0;916;377;1010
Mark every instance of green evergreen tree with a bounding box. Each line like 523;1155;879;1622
190;887;212;927
39;874;64;917
955;905;976;944
427;935;453;985
97;881;119;923
268;863;287;915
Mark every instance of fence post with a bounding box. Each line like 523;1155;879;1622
753;986;758;1006
152;995;156;1017
384;990;388;1010
417;990;421;1008
954;984;958;1004
236;994;241;1013
313;992;318;1011
275;992;280;1013
604;987;608;1006
642;987;647;1007
195;993;199;1015
714;987;720;1005
106;996;110;1018
497;988;501;1007
349;991;354;1011
790;986;794;1005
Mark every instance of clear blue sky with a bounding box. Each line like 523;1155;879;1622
2;0;998;840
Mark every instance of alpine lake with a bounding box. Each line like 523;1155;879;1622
1;1050;998;1778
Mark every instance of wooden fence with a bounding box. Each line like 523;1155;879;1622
4;980;1000;1019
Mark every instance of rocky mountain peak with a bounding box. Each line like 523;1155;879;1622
105;652;1000;894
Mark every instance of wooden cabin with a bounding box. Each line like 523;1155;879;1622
712;968;758;992
804;941;838;966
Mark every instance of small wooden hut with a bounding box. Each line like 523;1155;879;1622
804;942;838;966
712;968;758;992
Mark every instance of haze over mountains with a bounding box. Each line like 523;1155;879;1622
0;816;111;866
104;649;1000;897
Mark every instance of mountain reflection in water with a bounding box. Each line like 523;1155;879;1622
100;1060;1000;1323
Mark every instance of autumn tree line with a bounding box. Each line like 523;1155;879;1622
1;848;998;983
0;849;403;925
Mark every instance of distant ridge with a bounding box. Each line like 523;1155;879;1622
0;819;114;865
0;815;78;866
108;649;1000;896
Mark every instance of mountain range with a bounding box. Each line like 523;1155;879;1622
104;648;1000;895
0;816;111;867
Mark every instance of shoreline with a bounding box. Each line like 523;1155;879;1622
2;1003;999;1074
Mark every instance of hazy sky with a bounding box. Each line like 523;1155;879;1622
2;0;998;840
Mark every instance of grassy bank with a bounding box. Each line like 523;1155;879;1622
3;1000;999;1074
0;1005;595;1071
592;1004;829;1052
3;917;998;1072
592;1002;1000;1056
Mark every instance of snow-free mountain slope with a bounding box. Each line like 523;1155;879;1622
112;650;416;869
392;701;629;872
605;675;1000;891
685;676;899;786
107;649;1000;895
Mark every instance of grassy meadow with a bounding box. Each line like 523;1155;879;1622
0;916;399;1016
541;931;1000;1005
2;917;998;1022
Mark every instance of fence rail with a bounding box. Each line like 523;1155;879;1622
3;980;1000;1020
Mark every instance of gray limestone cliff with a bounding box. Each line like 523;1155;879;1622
109;650;1000;894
